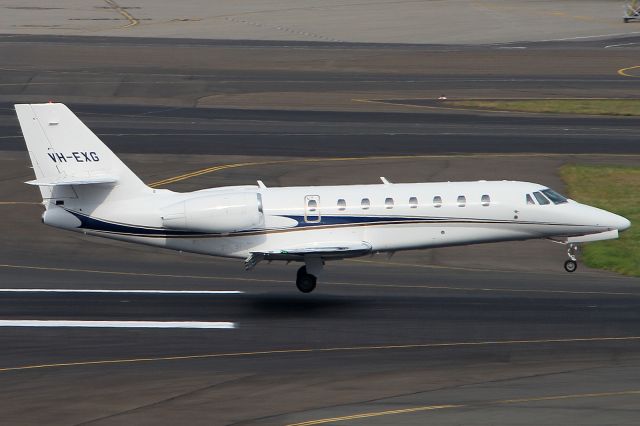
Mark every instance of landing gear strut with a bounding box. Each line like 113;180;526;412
564;243;578;273
296;266;317;293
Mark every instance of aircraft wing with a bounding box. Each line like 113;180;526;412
245;241;372;269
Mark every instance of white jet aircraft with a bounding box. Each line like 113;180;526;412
15;103;631;293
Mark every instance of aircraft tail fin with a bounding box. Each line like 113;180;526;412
15;103;150;202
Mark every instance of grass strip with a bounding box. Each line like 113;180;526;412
444;99;640;116
560;165;639;276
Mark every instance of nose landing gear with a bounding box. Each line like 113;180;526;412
564;243;578;273
564;259;577;273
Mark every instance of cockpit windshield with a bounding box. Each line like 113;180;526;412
532;191;550;205
526;194;535;205
541;188;568;204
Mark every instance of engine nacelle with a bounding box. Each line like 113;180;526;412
161;192;264;233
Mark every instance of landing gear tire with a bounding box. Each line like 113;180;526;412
296;266;317;293
564;243;578;273
564;260;577;273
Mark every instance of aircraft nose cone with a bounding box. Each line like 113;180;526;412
604;211;631;232
591;208;631;233
616;215;631;232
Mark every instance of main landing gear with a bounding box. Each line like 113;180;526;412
296;266;317;293
295;256;323;293
564;243;578;273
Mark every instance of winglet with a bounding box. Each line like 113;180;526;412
380;177;391;185
257;180;267;189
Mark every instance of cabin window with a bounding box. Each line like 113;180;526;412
385;197;394;209
337;199;346;211
361;198;370;210
409;197;418;208
457;195;466;207
541;189;568;205
433;195;442;208
533;191;550;205
307;199;318;211
481;194;490;206
526;194;535;205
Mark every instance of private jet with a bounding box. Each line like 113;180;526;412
15;103;631;293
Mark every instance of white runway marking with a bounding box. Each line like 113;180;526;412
0;289;242;294
0;320;236;329
605;41;640;49
536;31;640;42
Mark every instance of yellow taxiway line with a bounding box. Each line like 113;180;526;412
0;202;40;205
618;65;640;77
0;263;288;285
351;97;480;113
286;389;640;426
104;0;139;28
288;404;463;426
354;96;640;114
0;336;639;374
148;153;640;188
150;161;268;187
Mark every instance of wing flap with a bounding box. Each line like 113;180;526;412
245;241;372;269
265;241;372;257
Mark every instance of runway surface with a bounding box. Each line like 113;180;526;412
2;252;640;426
0;104;640;157
1;33;640;425
3;103;640;157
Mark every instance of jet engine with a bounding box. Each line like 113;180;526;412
161;192;264;233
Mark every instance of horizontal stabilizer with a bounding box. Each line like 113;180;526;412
26;174;118;186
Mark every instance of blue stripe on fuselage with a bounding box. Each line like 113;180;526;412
63;210;572;238
282;215;444;227
64;211;445;237
65;209;209;236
